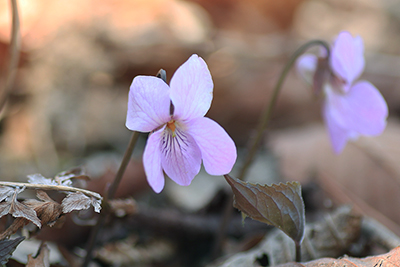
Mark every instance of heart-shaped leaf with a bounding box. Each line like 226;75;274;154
224;175;305;244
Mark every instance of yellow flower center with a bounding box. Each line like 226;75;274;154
167;119;176;137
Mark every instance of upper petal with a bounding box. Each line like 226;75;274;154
143;127;166;193
169;54;213;121
160;125;202;186
330;31;365;87
297;54;318;85
126;76;171;132
186;117;237;175
325;81;388;136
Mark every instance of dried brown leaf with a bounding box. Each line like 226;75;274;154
26;243;50;267
0;218;30;240
9;201;41;228
62;192;101;213
27;174;57;186
0;236;25;265
55;167;90;186
24;191;63;227
224;175;305;244
0;188;41;228
275;246;400;267
0;186;15;202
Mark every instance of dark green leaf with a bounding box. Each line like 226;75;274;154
224;175;305;244
0;236;25;265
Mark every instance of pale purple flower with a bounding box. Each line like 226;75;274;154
126;54;237;193
297;31;388;153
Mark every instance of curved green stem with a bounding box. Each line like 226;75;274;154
213;40;331;258
295;241;302;262
237;40;330;181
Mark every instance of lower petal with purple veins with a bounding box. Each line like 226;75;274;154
143;127;166;193
160;126;202;186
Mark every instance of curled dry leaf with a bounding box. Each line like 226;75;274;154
55;167;90;186
28;168;90;188
62;192;101;213
0;236;25;266
0;187;41;228
0;191;64;240
27;174;58;186
224;175;305;245
24;190;63;227
0;186;15;202
26;242;50;267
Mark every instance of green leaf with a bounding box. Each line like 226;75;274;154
224;175;305;244
0;236;25;265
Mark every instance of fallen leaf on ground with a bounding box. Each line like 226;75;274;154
26;242;50;267
212;206;360;266
275;246;400;267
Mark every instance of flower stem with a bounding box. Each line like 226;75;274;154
82;131;140;267
0;0;21;113
106;131;140;200
237;40;330;181
295;241;302;262
214;40;331;258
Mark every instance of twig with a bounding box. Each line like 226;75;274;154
0;181;102;200
0;0;21;112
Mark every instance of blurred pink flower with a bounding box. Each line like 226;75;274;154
126;54;237;193
297;31;388;153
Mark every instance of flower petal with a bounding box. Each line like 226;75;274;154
322;102;352;154
186;117;237;175
169;54;213;121
330;31;365;88
297;54;318;85
126;76;171;132
325;81;388;136
160;126;202;186
143;127;166;193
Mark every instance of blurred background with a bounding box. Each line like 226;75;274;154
1;0;400;264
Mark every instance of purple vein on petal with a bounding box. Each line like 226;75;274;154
160;126;202;187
